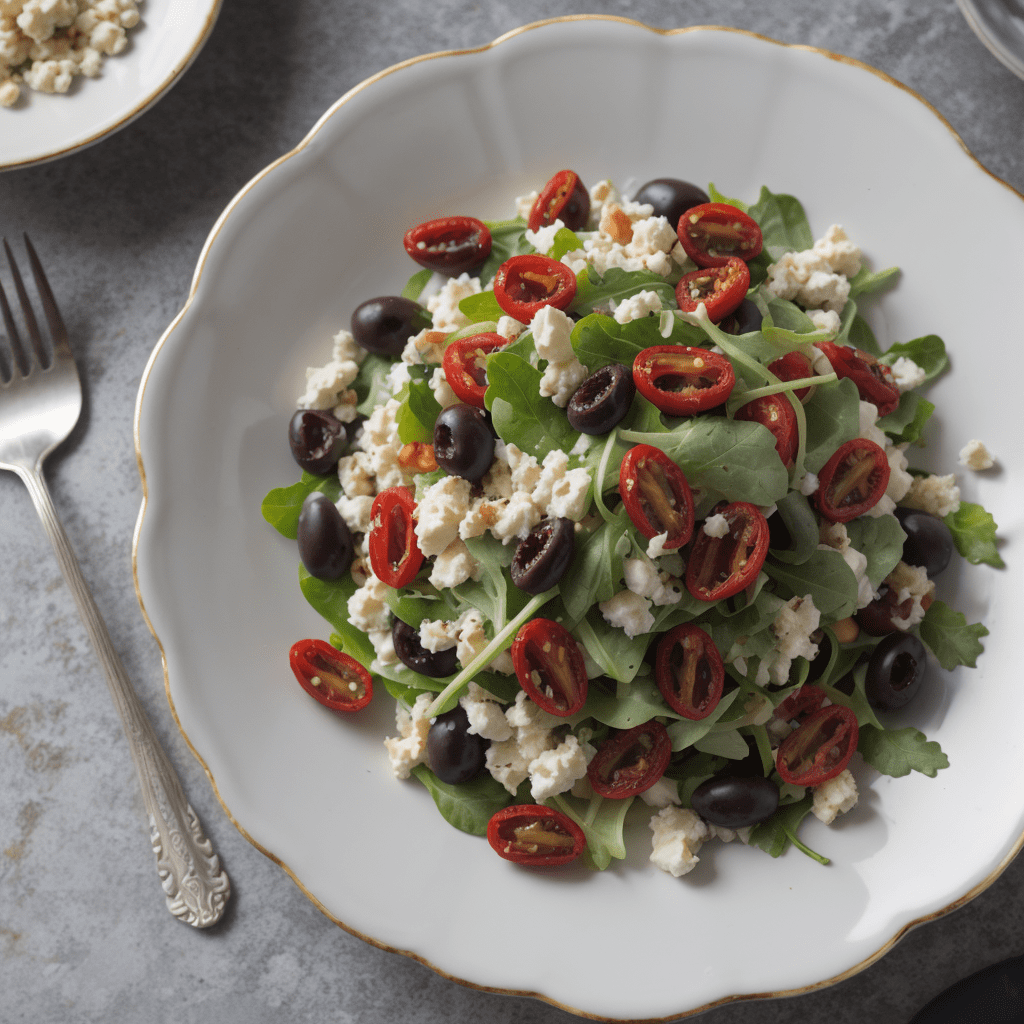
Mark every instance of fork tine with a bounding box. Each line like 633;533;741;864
0;265;27;380
3;237;47;370
23;234;70;360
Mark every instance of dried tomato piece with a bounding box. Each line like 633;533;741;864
487;805;586;866
587;721;672;798
511;617;588;716
493;254;576;321
655;623;725;720
289;639;372;713
676;202;763;267
403;216;492;275
773;684;829;726
685;502;770;602
528;169;590;232
815;438;891;523
815;341;900;416
674;257;750;323
776;705;859;786
368;486;423;587
632;345;735;415
619;444;694;550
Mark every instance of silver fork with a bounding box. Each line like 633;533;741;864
0;236;230;928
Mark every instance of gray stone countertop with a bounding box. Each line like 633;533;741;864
2;1;1022;1021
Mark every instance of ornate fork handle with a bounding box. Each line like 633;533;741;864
18;462;230;927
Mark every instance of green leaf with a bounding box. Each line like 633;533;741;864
410;764;511;835
769;491;820;565
479;218;533;284
575;674;680;730
918;599;988;670
298;568;376;669
261;472;341;539
401;267;433;301
569;265;677;316
802;377;861;473
450;533;529;632
353;353;395;416
843;310;882;357
706;182;747;211
746;186;813;260
560;512;629;622
878;393;934;444
459;290;506;324
764;548;859;620
549;792;633;870
666;689;741;752
572;310;703;372
549;226;584;261
572;608;651;685
748;795;828;864
944;501;1005;568
879;334;948;383
857;724;948;778
845;514;907;589
848;265;900;298
396;380;442;443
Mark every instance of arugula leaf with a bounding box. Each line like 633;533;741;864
451;533;530;632
573;608;651;685
549;226;584;261
572;310;703;372
353;353;395;415
764;548;859;620
570;266;677;316
694;729;750;759
768;491;820;565
843;310;882;357
666;689;741;752
918;599;988;669
549;792;633;870
944;501;1005;567
396;380;442;443
410;764;511;835
848;264;900;298
857;724;949;778
746;186;814;260
748;796;828;864
879;334;949;383
401;267;433;301
479;218;533;284
577;674;681;730
845;514;906;589
261;472;341;539
298;568;375;668
878;393;934;444
802;377;861;473
706;182;747;210
560;512;629;622
459;290;506;324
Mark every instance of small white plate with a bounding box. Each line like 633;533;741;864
134;17;1024;1021
957;0;1024;79
0;0;221;171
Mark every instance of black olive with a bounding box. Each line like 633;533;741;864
691;776;780;829
566;363;636;435
856;585;912;637
865;632;927;710
288;409;348;475
432;404;494;482
510;518;575;594
804;631;833;683
894;507;954;576
391;618;458;678
719;298;763;336
297;493;353;579
768;512;794;552
351;296;425;357
632;178;710;227
426;705;488;784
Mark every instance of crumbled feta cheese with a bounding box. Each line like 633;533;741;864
355;397;408;491
819;521;874;608
639;776;681;808
335;494;374;536
459;683;512;741
812;769;859;824
902;473;961;518
429;366;460;408
491;490;543;544
415;475;473;556
426;273;481;331
496;315;526;340
528;734;589;802
531;304;575;363
599;588;655;638
418;618;458;653
703;513;730;539
515;190;539;221
347;573;392;634
622;555;682;606
297;356;360;410
883;561;934;630
525;218;564;255
759;595;821;685
427;538;480;589
539;356;590;408
959;439;994;471
646;531;670;559
807;309;841;334
383;693;433;779
613;289;663;324
765;225;862;314
649;807;710;877
889;356;927;392
799;472;819;496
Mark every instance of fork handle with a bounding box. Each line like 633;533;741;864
18;463;230;928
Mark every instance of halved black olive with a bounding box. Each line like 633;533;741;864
288;409;348;475
433;404;494;482
719;298;763;336
351;296;425;357
392;618;458;678
426;705;488;783
510;518;575;594
691;775;780;829
632;178;710;227
566;363;635;435
297;493;353;579
865;632;927;710
893;507;954;576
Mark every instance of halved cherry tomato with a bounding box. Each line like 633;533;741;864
815;341;900;416
493;254;577;322
734;393;799;467
510;617;588;716
632;345;735;415
685;502;770;603
815;438;891;523
619;444;694;549
289;639;372;713
655;623;725;720
773;684;829;726
587;721;672;798
487;804;586;866
403;216;492;276
441;332;507;408
528;169;590;232
775;704;859;786
677;202;763;267
674;257;750;323
768;349;816;402
368;486;423;587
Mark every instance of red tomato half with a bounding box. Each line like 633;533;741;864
528;169;590;232
493;254;576;322
734;393;799;467
768;349;816;402
619;444;695;549
775;704;859;786
815;341;900;416
511;618;588;716
677;202;763;267
632;345;735;416
773;684;829;726
587;721;672;799
487;805;586;866
442;332;507;408
403;216;492;276
655;623;725;720
289;639;372;713
368;486;424;587
674;257;750;323
815;438;891;523
685;502;770;603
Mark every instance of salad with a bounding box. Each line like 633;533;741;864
261;170;1000;875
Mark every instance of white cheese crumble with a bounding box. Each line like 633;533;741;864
702;513;730;539
598;588;655;639
765;224;862;314
649;807;710;877
383;693;434;779
959;439;994;471
613;289;663;325
812;769;859;824
902;473;961;519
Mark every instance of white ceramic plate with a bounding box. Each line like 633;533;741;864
133;18;1024;1021
0;0;221;171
